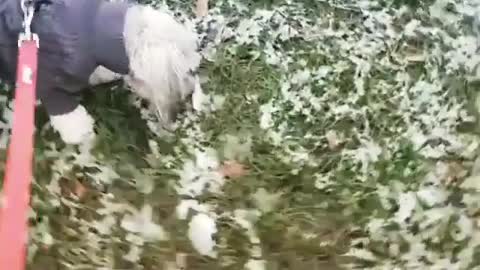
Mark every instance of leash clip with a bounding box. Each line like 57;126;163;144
18;0;39;47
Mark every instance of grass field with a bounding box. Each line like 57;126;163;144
1;0;480;269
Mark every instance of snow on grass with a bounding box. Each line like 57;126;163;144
120;204;168;242
188;213;217;257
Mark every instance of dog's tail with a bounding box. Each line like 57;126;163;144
123;6;201;125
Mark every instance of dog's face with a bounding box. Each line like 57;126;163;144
126;75;196;129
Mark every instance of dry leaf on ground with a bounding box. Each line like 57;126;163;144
196;0;209;17
445;161;467;186
73;179;87;199
219;160;249;178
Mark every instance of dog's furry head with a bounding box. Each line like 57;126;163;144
123;5;201;128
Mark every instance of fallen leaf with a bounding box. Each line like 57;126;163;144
164;261;176;270
58;177;72;197
325;130;344;150
405;53;425;62
444;161;467;186
196;0;209;17
121;204;168;242
74;179;87;199
403;46;425;63
252;188;282;213
219;160;249;178
176;253;187;269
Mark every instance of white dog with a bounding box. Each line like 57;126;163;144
0;0;202;144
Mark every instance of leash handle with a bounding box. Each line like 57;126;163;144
0;1;39;269
0;38;38;270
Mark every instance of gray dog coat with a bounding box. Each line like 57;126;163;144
0;0;131;115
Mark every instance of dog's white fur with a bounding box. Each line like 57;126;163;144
124;6;201;124
50;105;95;144
51;6;201;145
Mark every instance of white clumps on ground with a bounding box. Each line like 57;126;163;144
394;192;417;224
121;204;168;242
188;213;217;257
119;205;168;263
176;148;224;197
245;259;266;270
174;143;223;256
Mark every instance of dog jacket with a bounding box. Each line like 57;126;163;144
0;0;130;115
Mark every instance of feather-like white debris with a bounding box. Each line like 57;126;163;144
394;192;417;224
245;259;266;270
176;199;211;220
188;213;217;257
121;205;168;242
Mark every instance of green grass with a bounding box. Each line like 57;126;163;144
25;48;359;269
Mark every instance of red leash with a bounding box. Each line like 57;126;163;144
0;1;39;269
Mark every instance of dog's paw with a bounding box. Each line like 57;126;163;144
50;105;95;145
89;66;123;86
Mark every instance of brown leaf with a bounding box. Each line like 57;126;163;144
196;0;209;17
58;177;72;197
219;160;248;179
176;253;187;269
73;179;87;199
444;161;467;186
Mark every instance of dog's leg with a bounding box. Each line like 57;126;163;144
89;65;123;86
37;83;96;146
49;105;95;145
